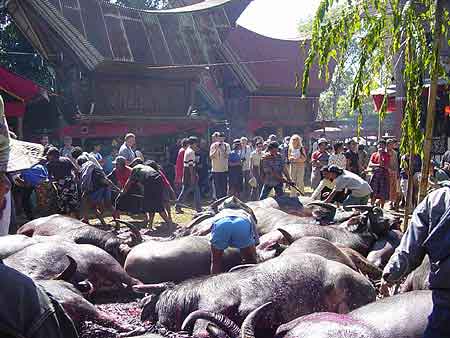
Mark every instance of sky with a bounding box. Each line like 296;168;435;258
236;0;322;41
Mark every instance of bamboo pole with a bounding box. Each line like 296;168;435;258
418;0;443;202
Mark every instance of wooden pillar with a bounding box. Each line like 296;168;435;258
17;116;24;140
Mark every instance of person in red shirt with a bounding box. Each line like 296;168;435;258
108;156;132;220
174;138;188;194
368;139;390;207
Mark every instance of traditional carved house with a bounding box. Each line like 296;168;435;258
6;0;331;151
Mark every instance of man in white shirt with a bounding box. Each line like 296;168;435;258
324;165;372;207
210;132;230;199
176;136;202;213
240;137;252;200
118;133;136;165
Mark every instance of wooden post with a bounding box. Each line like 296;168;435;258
418;0;443;202
17;116;24;140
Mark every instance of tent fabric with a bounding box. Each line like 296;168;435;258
0;67;41;118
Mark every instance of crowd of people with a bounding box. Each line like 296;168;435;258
4;124;450;235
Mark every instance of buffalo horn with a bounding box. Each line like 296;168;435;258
345;205;375;212
132;282;175;294
185;212;215;229
241;302;272;338
181;310;241;338
53;255;77;282
208;195;232;212
305;201;337;211
228;264;256;273
277;228;294;245
114;219;141;235
206;323;228;338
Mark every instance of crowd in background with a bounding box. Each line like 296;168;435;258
6;129;450;233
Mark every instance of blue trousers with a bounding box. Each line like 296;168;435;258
259;183;284;200
423;290;450;338
213;172;228;199
176;183;201;212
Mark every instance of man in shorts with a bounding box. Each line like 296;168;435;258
210;197;259;274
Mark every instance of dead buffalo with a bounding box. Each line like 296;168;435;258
17;214;141;263
257;207;396;256
279;236;381;279
125;236;242;283
367;229;403;268
0;234;39;259
4;241;141;294
38;280;133;332
181;197;338;238
239;291;432;338
134;253;375;336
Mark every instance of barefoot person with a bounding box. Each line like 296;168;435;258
120;162;171;229
210;197;259;274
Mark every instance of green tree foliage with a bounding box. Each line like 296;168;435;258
0;11;54;89
318;64;375;120
301;0;449;155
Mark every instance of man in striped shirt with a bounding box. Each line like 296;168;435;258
175;136;202;213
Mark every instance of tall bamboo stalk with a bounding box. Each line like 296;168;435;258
418;0;443;202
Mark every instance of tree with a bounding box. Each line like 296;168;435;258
302;0;449;222
0;11;54;89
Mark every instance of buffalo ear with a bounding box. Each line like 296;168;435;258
53;255;77;282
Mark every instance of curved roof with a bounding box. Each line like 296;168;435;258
7;0;249;70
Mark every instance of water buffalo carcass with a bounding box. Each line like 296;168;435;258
0;234;40;259
279;236;382;279
134;253;375;336
258;207;397;256
17;214;141;263
38;280;133;332
4;241;141;294
180;197;339;238
125;236;242;283
243;290;432;338
367;229;403;268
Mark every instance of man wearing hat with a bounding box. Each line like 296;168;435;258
323;165;372;206
310;138;330;189
210;132;230;199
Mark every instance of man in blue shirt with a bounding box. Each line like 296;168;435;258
382;187;450;338
15;163;48;220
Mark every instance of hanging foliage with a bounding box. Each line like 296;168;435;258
301;0;449;155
